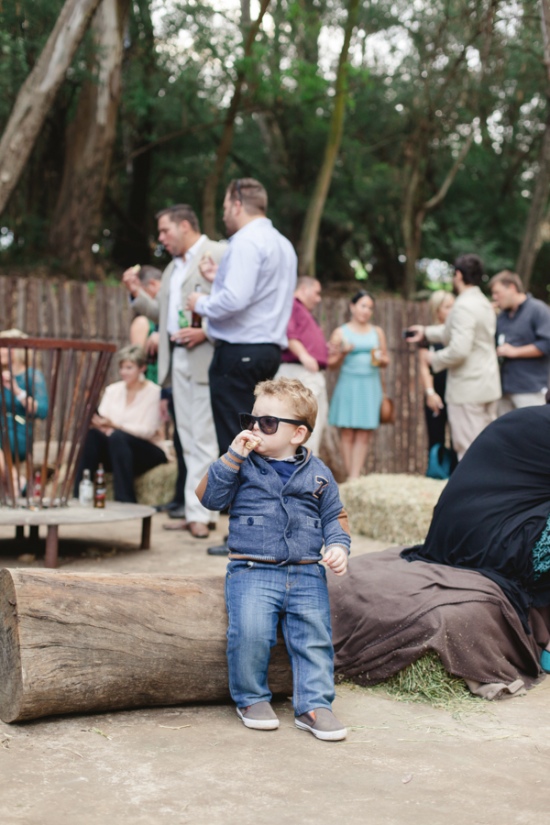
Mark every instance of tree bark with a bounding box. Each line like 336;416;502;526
48;0;130;278
111;0;157;267
399;1;497;297
298;0;359;278
402;131;474;296
0;569;292;723
515;0;550;288
0;0;103;215
201;0;271;238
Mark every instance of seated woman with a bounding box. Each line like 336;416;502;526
401;401;550;669
74;345;168;503
0;329;48;494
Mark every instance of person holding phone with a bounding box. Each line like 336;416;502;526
406;254;501;460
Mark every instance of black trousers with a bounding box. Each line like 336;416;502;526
424;402;448;451
74;428;167;503
209;342;281;454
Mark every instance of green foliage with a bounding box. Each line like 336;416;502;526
1;0;550;295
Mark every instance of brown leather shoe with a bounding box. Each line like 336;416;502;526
162;519;189;531
188;521;209;538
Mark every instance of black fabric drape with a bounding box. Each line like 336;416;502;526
402;405;550;628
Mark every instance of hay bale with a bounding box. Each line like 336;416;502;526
340;473;447;545
342;652;481;710
105;462;178;506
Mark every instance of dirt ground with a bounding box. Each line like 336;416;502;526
0;513;548;825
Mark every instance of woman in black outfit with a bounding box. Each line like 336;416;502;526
418;291;457;474
402;402;550;670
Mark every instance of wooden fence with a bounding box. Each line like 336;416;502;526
0;276;432;476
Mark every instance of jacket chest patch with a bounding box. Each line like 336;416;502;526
312;475;329;499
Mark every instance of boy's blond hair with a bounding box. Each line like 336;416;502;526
254;377;317;442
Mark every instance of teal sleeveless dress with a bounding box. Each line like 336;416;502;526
328;324;383;429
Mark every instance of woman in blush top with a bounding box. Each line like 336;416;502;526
74;345;168;502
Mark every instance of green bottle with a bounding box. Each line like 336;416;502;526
178;309;189;329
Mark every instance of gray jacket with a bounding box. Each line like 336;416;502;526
426;286;501;405
132;238;226;385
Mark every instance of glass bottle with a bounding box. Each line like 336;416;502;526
497;333;505;367
32;470;42;506
94;463;106;509
79;469;94;507
191;283;203;328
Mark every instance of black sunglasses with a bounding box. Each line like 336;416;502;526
239;412;313;435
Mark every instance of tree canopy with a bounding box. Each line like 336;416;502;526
1;0;549;299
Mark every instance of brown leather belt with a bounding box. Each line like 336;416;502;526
228;553;318;564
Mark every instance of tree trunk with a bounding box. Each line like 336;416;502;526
400;148;422;297
201;0;271;238
298;0;359;277
398;2;496;296
48;0;130;279
0;569;292;723
0;0;103;215
110;130;154;267
516;121;550;286
401;131;473;297
515;0;550;288
111;0;157;267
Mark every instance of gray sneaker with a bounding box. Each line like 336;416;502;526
236;702;279;731
295;708;347;741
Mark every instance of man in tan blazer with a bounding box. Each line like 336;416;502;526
411;254;501;460
122;204;226;536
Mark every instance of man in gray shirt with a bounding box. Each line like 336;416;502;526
490;270;550;414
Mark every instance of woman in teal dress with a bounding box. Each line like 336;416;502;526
0;329;49;491
328;291;389;479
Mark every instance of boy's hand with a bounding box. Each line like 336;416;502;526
230;430;261;458
323;545;348;576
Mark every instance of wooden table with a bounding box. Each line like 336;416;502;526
0;501;155;568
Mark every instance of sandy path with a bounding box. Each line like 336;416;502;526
0;514;547;825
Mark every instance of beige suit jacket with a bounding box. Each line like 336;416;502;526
132;238;226;386
426;286;501;405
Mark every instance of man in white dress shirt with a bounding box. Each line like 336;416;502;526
122;205;225;537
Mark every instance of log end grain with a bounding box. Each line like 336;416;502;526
0;569;24;723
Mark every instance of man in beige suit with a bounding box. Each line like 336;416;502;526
410;254;501;460
122;204;226;536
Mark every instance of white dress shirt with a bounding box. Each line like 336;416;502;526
166;235;207;335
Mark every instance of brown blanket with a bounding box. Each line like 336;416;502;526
328;547;550;699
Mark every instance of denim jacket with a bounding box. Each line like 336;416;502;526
197;446;351;564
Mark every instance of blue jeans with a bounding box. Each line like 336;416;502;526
225;560;335;716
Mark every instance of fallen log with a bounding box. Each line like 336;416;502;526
0;569;292;723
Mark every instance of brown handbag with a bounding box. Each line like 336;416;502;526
379;358;395;424
380;395;395;425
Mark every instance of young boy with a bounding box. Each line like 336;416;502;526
196;377;351;741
